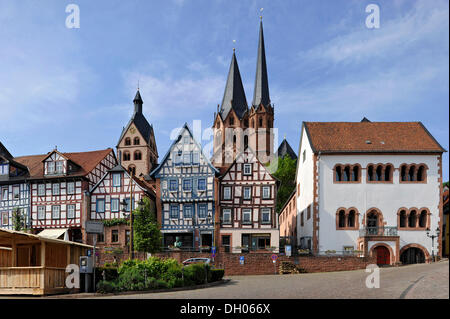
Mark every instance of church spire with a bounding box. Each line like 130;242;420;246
220;50;248;120
133;89;143;114
252;19;270;108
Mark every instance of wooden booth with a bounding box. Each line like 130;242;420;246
0;228;93;295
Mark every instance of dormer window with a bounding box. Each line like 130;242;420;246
243;164;252;175
0;164;8;175
47;162;55;174
56;161;63;174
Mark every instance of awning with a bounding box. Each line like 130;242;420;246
37;228;69;241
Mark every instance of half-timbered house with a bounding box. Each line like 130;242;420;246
89;164;156;261
151;123;219;251
219;148;279;253
14;148;117;243
0;143;31;230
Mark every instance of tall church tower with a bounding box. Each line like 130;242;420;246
117;90;158;178
212;19;274;168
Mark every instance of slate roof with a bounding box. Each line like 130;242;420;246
277;138;297;160
303;121;446;154
219;52;248;120
117;90;154;146
252;20;270;108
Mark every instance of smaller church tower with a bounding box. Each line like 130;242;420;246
117;90;158;178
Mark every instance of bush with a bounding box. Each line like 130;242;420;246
183;263;209;285
209;269;225;282
96;280;118;294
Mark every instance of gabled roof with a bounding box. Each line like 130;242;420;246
150;123;219;177
0;142;13;159
303;121;446;154
117;90;154;146
277;138;297;160
252;20;270;108
219;51;248;120
14;148;114;180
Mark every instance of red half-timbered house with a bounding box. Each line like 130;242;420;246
219;148;279;253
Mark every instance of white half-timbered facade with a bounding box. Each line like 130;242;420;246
219;149;279;253
0;148;31;230
151;123;219;250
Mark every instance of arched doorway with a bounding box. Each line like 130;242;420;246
374;246;390;265
400;247;425;264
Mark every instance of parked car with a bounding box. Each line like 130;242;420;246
182;258;211;266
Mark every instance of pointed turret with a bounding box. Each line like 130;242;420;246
252;20;270;108
220;50;248;120
133;89;143;114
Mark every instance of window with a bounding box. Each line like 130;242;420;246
183;152;191;165
67;205;75;219
183;136;190;144
221;235;231;253
169;179;178;192
0;164;8;175
222;209;232;224
338;210;346;228
242;209;252;224
198;204;207;218
97;231;105;243
112;173;121;187
307;205;311;220
134;151;142;161
47;162;55;174
300;212;304;226
408;210;417;228
38;184;45;196
52;206;60;219
124;198;134;212
419;210;427;228
13;186;20;199
243;187;252;200
183;179;192;192
262;186;270;199
38;206;45;220
223;186;231;200
170;205;179;219
128;165;136;176
399;210;407;228
2;212;8;226
123;152;130;161
111;230;119;243
125;137;131;146
56;161;63;174
96;199;105;213
125;230;131;245
192;152;200;164
230;117;234;125
111;198;120;212
197;178;206;191
335;164;361;182
133;137;140;145
302;150;306;163
174;151;182;165
417;165;426;181
64;182;74;195
261;208;271;224
1;187;8;201
400;164;427;183
347;210;356;227
243;164;252;175
183;205;193;218
52;184;60;195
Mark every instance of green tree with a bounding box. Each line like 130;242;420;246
272;155;297;213
133;197;162;254
12;207;25;231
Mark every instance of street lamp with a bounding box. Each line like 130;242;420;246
426;226;440;262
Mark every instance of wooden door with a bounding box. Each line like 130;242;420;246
375;246;390;265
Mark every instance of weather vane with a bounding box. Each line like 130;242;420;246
233;39;236;52
260;7;264;20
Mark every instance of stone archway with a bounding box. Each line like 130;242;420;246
399;243;430;264
370;243;394;265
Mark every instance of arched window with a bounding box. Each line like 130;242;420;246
376;165;383;181
368;165;374;181
128;165;136;176
408;210;417;228
384;165;392;182
352;166;359;182
343;166;350;182
134;151;142;161
259;118;263;127
419;210;427;228
347;210;355;227
335;166;342;182
244;135;249;150
244;119;248;127
229;117;234;125
123;152;130;161
417;165;426;181
125;137;131;146
401;165;407;181
399;210;407;228
133;137;140;145
338;210;346;228
408;166;416;181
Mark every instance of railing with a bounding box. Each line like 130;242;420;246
359;226;398;237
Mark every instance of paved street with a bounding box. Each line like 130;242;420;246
95;260;449;299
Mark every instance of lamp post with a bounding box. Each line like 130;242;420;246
426;226;440;262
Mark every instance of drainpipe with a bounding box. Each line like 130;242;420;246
316;152;321;255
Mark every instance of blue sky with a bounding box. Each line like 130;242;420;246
0;0;448;180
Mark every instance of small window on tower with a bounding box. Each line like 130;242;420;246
125;138;131;146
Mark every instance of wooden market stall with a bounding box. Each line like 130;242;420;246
0;228;93;295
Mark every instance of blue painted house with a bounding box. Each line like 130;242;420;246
150;124;219;250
